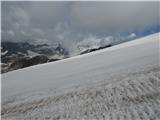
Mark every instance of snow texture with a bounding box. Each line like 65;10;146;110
1;33;160;120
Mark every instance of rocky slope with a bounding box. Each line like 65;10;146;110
1;42;68;73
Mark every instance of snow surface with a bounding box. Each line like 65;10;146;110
1;50;8;56
2;33;160;120
27;50;40;57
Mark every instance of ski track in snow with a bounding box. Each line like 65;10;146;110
2;67;160;120
2;33;160;120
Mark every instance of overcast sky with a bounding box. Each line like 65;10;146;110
1;1;159;48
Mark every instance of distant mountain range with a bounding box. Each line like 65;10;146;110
1;41;69;73
1;41;112;73
1;42;68;57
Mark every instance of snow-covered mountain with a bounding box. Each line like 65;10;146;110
1;42;69;73
2;33;160;120
1;41;69;58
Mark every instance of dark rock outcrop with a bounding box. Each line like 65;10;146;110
80;44;112;55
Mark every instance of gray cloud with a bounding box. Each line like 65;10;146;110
1;1;159;52
70;2;158;34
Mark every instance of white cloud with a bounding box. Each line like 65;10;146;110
128;33;136;39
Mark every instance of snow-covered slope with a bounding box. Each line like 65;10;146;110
2;33;160;120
